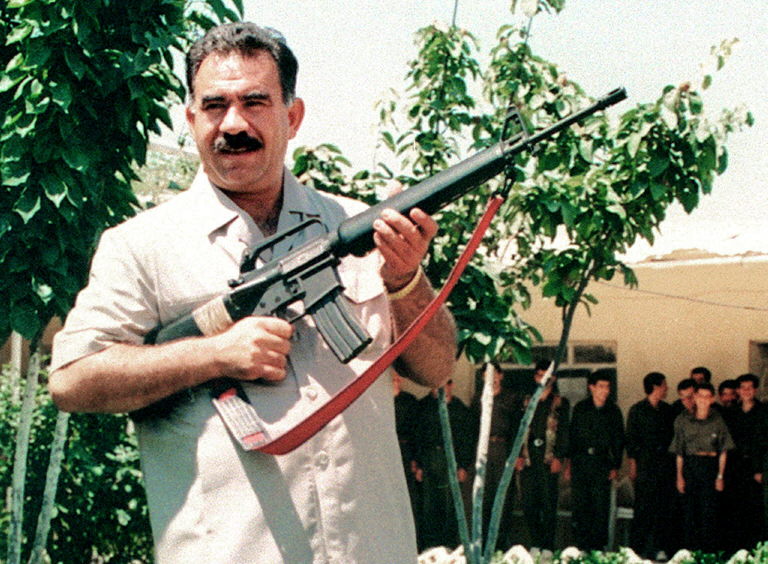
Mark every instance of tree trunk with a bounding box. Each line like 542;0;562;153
470;363;494;561
9;331;23;404
8;350;40;564
28;410;70;564
437;388;473;563
554;270;593;370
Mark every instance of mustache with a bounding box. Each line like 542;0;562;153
213;132;263;153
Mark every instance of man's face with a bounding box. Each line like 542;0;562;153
493;369;503;394
679;387;695;411
694;388;714;412
719;387;737;406
589;380;611;406
653;379;668;400
739;381;756;403
691;371;705;384
186;50;304;198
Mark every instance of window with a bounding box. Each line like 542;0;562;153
499;340;618;409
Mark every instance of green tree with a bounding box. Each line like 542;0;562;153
293;11;751;372
0;2;242;562
290;5;751;561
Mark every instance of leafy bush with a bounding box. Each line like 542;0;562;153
0;365;152;563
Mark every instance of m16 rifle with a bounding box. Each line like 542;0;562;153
132;87;627;425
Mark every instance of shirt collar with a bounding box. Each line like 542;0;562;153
186;167;246;237
186;166;328;259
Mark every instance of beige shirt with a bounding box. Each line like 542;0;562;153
51;169;417;563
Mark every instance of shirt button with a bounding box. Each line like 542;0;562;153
306;386;318;401
315;451;330;469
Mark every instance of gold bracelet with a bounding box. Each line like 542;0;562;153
387;267;423;301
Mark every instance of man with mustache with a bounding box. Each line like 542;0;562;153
48;22;456;563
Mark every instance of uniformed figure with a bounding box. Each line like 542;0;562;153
393;372;424;548
416;379;476;550
565;373;624;551
670;382;734;553
671;378;696;418
626;372;676;561
690;366;713;385
721;373;767;552
516;362;569;552
717;379;738;410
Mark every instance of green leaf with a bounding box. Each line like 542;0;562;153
10;300;42;340
61;144;92;172
717;149;728;175
382;131;395;152
660;105;678;130
648;154;669;178
34;281;54;305
42;175;68;207
50;81;73;110
560;200;579;227
0;71;23;94
6;21;33;44
26;40;52;67
13;189;41;223
627;133;641;158
64;48;87;80
650;182;667;201
578;138;593;162
689;94;703;115
2;169;31;187
606;203;626;219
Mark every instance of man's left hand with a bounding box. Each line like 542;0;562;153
373;207;437;292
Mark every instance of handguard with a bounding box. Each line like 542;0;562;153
131;87;629;431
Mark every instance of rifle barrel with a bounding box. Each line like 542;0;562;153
333;87;627;257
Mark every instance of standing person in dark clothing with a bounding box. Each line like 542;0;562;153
416;379;476;550
722;373;767;552
717;379;739;411
471;362;519;551
671;378;696;418
564;373;624;552
669;376;696;550
670;382;734;553
516;362;570;553
691;366;713;385
626;372;676;561
393;372;425;548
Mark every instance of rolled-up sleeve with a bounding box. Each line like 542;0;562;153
50;227;158;372
669;415;685;456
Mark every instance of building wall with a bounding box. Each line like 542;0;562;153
6;255;768;415
519;254;768;414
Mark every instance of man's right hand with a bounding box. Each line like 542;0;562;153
213;316;293;382
49;316;293;414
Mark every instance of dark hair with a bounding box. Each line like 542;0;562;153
691;366;712;383
186;22;298;103
736;373;760;388
677;378;695;392
534;360;551;372
490;361;502;373
643;372;666;395
718;379;738;394
695;382;715;395
588;372;611;387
